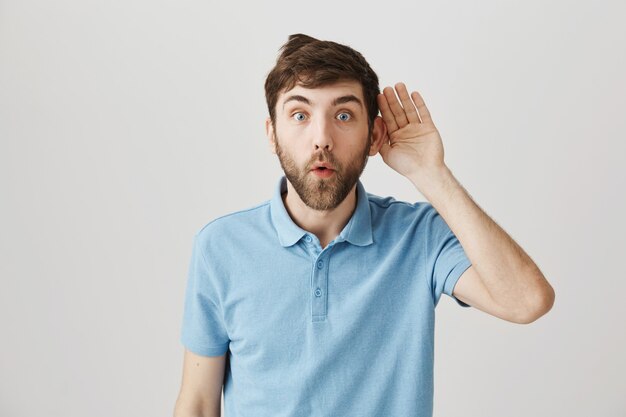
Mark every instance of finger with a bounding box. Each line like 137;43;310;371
411;91;432;124
377;93;399;133
394;82;421;124
383;86;409;128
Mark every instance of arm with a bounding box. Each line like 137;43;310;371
413;165;555;323
376;82;555;324
173;348;226;417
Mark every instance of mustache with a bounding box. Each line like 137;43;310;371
308;153;336;169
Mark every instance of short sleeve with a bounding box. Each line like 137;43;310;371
424;206;472;308
180;233;230;356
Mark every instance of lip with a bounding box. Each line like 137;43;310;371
311;167;335;178
311;162;334;170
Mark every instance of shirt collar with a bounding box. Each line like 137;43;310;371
270;175;373;248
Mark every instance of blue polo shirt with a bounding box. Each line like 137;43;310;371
180;175;472;417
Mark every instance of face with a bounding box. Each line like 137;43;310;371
267;80;373;211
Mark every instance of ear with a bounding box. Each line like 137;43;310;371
368;116;388;156
265;117;277;155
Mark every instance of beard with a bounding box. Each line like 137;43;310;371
274;130;371;211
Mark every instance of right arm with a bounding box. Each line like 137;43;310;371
173;348;227;417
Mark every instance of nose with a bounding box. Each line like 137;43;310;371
312;117;333;151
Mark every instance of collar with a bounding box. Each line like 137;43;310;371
269;175;373;248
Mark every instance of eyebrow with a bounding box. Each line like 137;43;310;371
282;94;363;110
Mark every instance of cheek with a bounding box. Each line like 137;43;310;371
336;123;369;144
276;140;306;166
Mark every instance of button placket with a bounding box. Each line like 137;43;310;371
311;245;334;322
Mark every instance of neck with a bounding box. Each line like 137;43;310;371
282;181;357;247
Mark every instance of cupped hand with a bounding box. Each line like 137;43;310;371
377;82;446;179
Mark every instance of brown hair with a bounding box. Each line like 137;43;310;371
264;33;380;138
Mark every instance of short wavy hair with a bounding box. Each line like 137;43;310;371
264;33;380;137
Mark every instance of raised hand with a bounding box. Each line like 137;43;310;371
376;82;446;180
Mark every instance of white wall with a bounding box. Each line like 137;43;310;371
1;0;624;415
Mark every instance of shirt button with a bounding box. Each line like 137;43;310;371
314;288;322;297
317;260;324;269
305;235;312;242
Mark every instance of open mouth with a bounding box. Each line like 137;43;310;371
312;167;335;178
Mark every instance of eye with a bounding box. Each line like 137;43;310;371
337;112;351;121
292;112;306;121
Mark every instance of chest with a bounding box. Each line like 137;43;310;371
219;242;433;366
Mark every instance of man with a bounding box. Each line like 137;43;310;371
173;34;555;417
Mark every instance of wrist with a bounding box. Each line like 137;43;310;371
409;164;453;191
409;164;465;208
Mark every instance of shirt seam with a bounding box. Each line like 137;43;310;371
367;196;422;210
422;217;436;309
198;200;271;234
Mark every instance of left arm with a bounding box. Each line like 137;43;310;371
376;82;555;324
411;164;555;324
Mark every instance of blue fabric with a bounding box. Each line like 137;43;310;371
180;175;472;417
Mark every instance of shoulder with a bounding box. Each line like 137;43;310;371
366;191;437;224
365;190;451;246
195;199;272;245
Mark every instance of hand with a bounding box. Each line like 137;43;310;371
377;82;446;179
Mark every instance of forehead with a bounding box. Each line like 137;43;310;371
278;80;365;108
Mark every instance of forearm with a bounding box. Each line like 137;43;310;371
173;399;220;417
174;409;219;417
174;413;219;417
409;165;554;315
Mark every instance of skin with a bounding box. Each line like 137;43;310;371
265;80;387;248
266;79;555;323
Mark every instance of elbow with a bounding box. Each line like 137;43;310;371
516;283;556;325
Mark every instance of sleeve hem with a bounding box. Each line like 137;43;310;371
444;259;472;308
181;336;229;356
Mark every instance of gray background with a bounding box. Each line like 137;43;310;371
1;0;624;416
